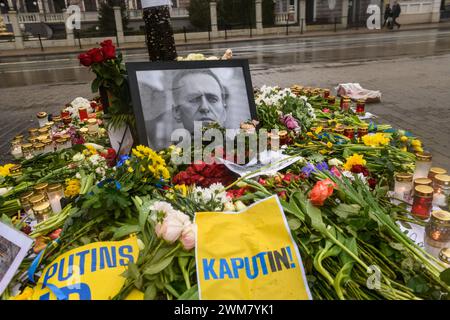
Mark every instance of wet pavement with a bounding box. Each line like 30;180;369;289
0;28;449;166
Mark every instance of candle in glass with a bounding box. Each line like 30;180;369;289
439;248;450;268
87;118;99;134
19;191;35;215
327;96;336;106
425;210;450;254
10;139;22;159
42;139;54;154
9;164;22;178
36;112;48;128
46;184;64;214
344;127;355;139
433;174;450;209
78;107;88;121
411;185;434;220
394;173;413;203
356;99;366;115
323;89;330;99
33;143;45;156
21;143;34;160
341;98;351;112
33;202;52;223
413;152;432;180
428;167;447;190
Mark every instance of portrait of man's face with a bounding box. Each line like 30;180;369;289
131;62;255;151
172;72;227;133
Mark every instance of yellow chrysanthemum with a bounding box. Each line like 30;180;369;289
174;184;188;197
128;167;134;173
343;153;367;171
362;133;390;147
400;136;408;142
131;145;171;180
326;142;333;148
315;126;323;135
64;179;81;197
411;139;422;148
0;163;15;177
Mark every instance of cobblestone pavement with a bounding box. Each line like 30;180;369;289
1;53;449;167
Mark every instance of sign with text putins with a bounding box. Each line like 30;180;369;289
195;195;312;300
32;237;139;300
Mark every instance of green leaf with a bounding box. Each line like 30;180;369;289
333;262;354;300
440;268;450;285
126;262;140;281
287;217;301;231
112;224;140;240
144;256;175;275
333;204;361;219
407;275;429;294
178;284;199;300
305;200;327;234
91;77;101;93
144;284;157;300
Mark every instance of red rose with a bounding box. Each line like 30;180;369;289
368;178;377;189
278;190;287;200
87;48;104;63
100;39;113;47
258;178;267;186
78;53;92;67
101;43;116;60
309;178;336;206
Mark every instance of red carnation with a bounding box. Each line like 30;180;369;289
87;48;104;63
78;53;92;67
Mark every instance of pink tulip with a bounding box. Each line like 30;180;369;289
157;210;191;243
180;223;197;250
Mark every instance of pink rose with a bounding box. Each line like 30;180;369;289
323;108;330;113
281;114;299;130
180;223;196;250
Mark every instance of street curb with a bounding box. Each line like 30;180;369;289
1;22;449;59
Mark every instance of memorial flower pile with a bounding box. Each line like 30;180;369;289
1;76;449;301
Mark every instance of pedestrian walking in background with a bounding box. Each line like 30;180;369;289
382;3;393;29
392;0;402;29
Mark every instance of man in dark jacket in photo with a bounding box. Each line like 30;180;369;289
392;0;402;29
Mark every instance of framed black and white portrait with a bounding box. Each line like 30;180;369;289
0;222;33;295
127;60;257;150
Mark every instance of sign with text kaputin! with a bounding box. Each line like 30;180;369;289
195;195;312;300
32;237;139;300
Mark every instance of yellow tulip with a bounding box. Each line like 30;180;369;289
412;139;422;147
400;136;408;142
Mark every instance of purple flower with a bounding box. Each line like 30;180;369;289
301;163;316;177
316;161;329;172
280;114;299;130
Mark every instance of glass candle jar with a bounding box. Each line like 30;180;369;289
9;164;22;178
21;143;34;160
333;127;344;135
327;96;336;105
42;139;54;154
46;183;65;214
38;127;50;137
33;202;52;223
10;139;23;159
394;173;413;203
19;191;35;213
79;127;89;139
341;98;351;112
344;127;355;139
358;127;368;138
414;177;432;188
433;174;450;209
87;118;99;134
55;138;66;151
61;135;72;149
61;109;70;118
36;112;48;128
14;134;24;142
62;116;72;125
356;99;366;115
439;248;450;268
413;152;432;180
29;194;47;208
411;185;434;220
28;128;39;137
52;116;63;129
425;210;450;250
33;183;49;198
323;89;330;99
429;167;447;190
33;143;45;156
78;107;88;121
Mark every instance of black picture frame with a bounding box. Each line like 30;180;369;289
126;59;257;150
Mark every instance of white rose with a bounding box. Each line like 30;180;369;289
72;153;85;162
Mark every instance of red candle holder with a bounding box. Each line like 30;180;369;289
341;98;351;112
61;110;70;118
78;107;88;121
411;185;434;220
356;99;366;114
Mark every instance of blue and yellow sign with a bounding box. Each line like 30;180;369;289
195;195;312;300
32;237;139;300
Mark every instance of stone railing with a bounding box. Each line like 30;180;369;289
274;6;297;25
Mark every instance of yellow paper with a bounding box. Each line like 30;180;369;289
32;237;139;300
195;195;312;300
